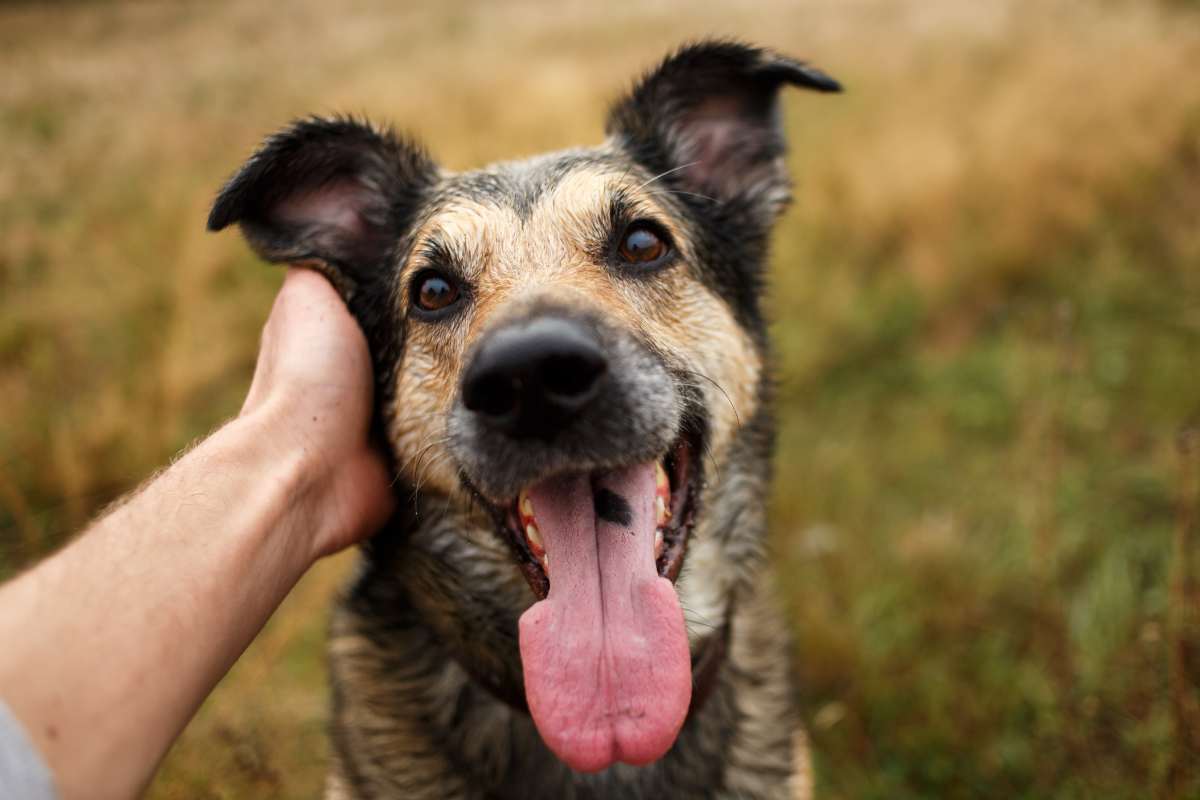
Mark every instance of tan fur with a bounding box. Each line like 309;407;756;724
331;161;807;799
385;164;760;504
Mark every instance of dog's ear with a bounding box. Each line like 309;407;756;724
607;40;840;222
207;116;436;297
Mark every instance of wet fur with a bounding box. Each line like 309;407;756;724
209;40;839;799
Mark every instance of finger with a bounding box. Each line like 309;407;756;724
281;266;346;313
280;267;369;349
241;272;297;414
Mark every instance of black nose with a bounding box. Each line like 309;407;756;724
461;316;608;440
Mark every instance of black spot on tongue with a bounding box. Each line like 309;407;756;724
594;488;633;526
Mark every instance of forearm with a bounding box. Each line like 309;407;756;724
0;410;318;799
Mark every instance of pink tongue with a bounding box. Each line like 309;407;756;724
518;462;691;773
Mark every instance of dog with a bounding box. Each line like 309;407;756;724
208;40;839;799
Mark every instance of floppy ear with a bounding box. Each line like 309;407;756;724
207;115;437;299
606;40;840;222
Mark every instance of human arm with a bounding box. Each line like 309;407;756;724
0;269;394;799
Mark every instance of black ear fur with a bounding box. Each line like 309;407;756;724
606;40;840;218
208;115;436;297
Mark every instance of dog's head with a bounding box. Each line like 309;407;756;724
209;40;838;774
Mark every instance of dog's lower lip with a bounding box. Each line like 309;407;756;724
496;434;700;600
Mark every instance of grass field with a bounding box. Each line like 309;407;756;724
2;1;1199;797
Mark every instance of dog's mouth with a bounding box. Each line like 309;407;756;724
498;431;699;600
472;427;702;774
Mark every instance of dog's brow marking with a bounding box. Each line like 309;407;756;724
594;488;633;527
634;161;701;192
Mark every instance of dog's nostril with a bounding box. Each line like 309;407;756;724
465;373;521;419
461;316;608;438
541;352;606;403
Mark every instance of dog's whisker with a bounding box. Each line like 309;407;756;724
411;461;452;514
412;448;452;499
403;435;454;509
397;434;450;479
436;482;476;521
700;439;721;483
615;161;636;189
634;161;700;192
677;402;723;482
678;368;742;428
680;603;720;631
647;187;719;204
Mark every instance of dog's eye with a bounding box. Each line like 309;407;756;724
618;224;669;265
413;271;460;314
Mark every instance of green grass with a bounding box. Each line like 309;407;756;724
1;0;1198;797
773;157;1200;798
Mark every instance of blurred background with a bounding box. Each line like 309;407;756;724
1;0;1198;797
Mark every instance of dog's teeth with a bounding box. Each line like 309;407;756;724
655;462;671;526
654;527;664;557
540;552;549;574
525;522;544;556
655;461;669;493
519;491;533;521
655;495;670;526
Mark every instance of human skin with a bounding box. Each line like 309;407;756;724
0;269;395;799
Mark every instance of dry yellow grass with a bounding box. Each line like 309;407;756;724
2;1;1198;797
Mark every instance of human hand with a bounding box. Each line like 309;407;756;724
240;268;395;560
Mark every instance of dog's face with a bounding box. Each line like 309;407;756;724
210;41;838;774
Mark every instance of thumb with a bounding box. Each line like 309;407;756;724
314;451;396;559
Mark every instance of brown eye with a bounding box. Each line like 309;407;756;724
413;271;460;314
619;224;668;265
